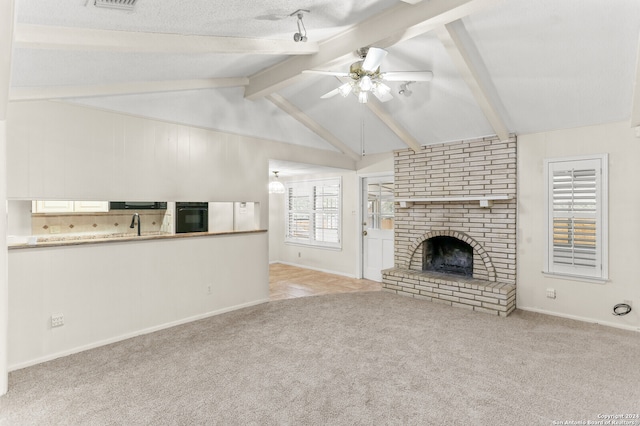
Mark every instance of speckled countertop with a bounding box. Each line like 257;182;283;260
8;229;267;249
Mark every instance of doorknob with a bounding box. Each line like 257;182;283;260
362;230;368;236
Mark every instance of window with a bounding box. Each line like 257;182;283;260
366;180;394;230
544;155;608;280
285;178;341;248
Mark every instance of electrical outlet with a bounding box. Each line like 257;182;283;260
207;285;212;295
51;313;64;328
546;288;556;299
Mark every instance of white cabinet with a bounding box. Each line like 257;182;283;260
73;201;109;213
33;200;109;213
34;200;74;213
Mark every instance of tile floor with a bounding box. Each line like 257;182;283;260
269;263;382;301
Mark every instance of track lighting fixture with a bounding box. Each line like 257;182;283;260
291;9;309;42
399;82;413;97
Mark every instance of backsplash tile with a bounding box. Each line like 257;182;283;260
32;211;171;236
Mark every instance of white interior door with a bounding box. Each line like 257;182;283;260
362;176;395;281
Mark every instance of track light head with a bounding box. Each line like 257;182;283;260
291;9;309;42
399;82;413;97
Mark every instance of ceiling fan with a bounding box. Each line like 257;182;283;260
303;47;433;103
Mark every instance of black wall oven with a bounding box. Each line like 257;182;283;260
176;202;208;233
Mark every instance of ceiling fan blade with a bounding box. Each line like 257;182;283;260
303;70;350;77
320;88;341;99
362;47;388;72
381;71;434;82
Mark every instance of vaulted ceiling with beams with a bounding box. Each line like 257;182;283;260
9;0;640;161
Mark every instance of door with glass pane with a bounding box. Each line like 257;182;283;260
362;176;395;281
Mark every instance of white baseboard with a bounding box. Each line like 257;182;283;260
274;261;356;279
9;298;270;372
517;306;640;333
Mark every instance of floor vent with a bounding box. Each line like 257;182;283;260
94;0;138;11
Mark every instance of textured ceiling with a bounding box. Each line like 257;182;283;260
16;0;398;38
9;0;640;172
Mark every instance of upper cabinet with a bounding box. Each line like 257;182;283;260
33;200;74;213
72;201;110;213
33;201;109;213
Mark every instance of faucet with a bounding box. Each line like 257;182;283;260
130;213;141;236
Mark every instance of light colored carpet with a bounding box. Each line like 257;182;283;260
1;292;639;425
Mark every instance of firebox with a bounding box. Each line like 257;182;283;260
423;236;473;277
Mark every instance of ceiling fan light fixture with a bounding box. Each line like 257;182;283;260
308;47;432;104
359;75;373;92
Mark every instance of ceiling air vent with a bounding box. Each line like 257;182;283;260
94;0;138;11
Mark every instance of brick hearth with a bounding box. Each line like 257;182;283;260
383;268;516;316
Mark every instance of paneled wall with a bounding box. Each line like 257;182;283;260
5;100;356;369
6;101;355;210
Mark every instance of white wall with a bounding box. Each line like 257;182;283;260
270;171;360;277
5;100;357;370
7;200;31;237
1;121;8;394
518;121;640;330
268;191;284;263
8;233;268;369
6;101;355;210
268;154;394;276
1;0;16;397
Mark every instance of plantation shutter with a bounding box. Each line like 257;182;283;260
313;182;340;244
287;185;311;240
547;158;603;278
285;178;341;248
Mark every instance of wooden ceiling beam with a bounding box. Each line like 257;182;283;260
245;0;503;100
266;93;361;162
436;20;510;141
366;99;422;152
10;78;249;101
14;24;319;55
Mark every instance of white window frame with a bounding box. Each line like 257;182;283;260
285;177;342;249
543;154;608;281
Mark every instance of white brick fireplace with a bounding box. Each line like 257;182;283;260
382;136;517;316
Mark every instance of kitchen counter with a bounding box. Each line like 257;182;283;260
7;229;267;250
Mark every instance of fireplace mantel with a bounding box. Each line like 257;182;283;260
395;195;513;209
